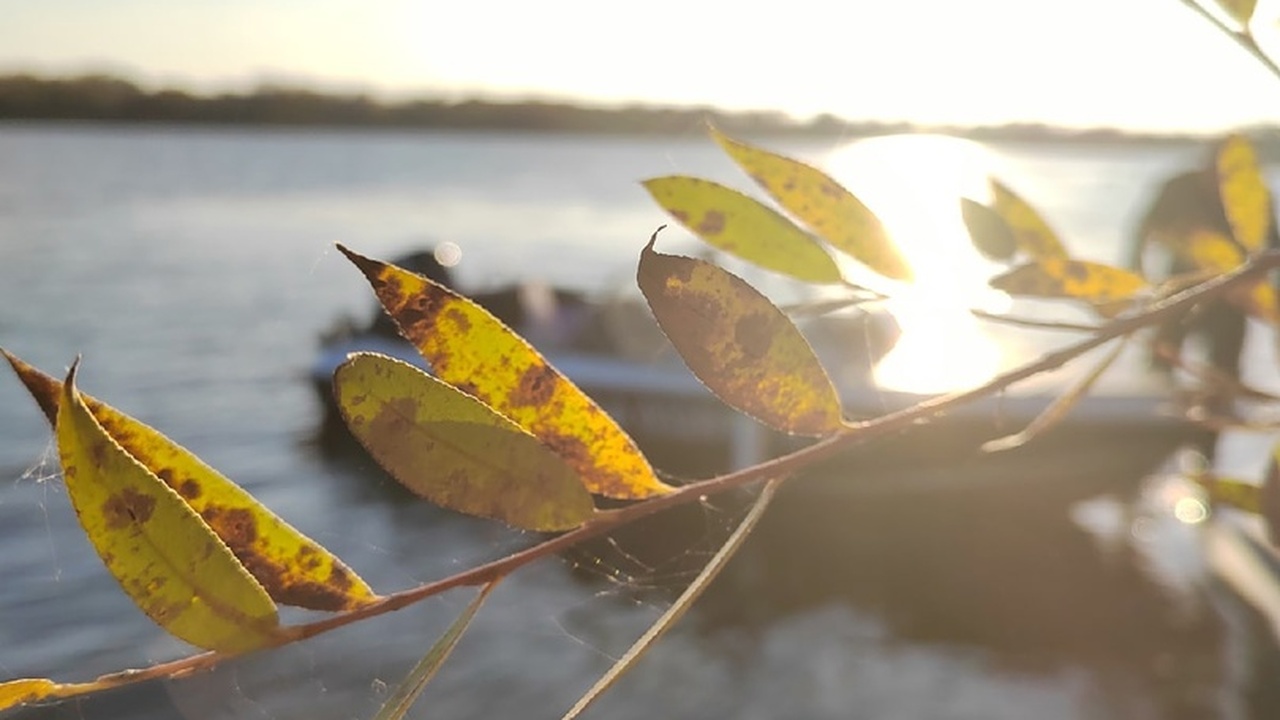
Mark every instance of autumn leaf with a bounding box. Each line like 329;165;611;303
709;125;911;281
1215;133;1271;253
989;257;1148;312
56;362;281;652
334;353;595;532
1179;229;1280;323
642;176;844;283
337;245;671;500
2;349;378;612
989;179;1069;260
0;679;56;711
637;233;844;436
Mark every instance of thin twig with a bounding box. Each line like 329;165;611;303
970;309;1103;333
1177;0;1280;82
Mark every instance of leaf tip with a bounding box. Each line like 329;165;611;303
336;243;381;281
63;356;81;390
644;226;665;252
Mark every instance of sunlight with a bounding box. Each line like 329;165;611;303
822;134;1011;394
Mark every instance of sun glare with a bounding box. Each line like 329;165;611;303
822;134;1012;394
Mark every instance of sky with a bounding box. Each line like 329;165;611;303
5;0;1280;132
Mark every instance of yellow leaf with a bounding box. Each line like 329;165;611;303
0;679;55;711
334;354;595;531
989;179;1069;260
1216;0;1258;25
642;176;843;283
960;197;1018;262
1215;133;1271;253
988;258;1148;310
1180;230;1280;324
337;245;671;500
2;349;378;612
637;234;844;436
0;677;113;712
1193;472;1261;513
709;126;911;281
56;362;280;652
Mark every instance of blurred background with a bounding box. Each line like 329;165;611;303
4;1;1280;718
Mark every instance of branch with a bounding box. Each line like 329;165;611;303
1177;0;1280;82
23;249;1280;701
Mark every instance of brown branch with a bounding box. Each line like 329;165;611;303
22;249;1280;703
1176;0;1280;82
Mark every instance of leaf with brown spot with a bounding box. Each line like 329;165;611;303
1215;133;1271;253
334;353;595;531
55;361;280;652
709;125;911;281
989;258;1148;314
1178;229;1280;324
337;244;671;500
1;349;379;612
642;176;843;283
637;234;844;436
989;179;1069;260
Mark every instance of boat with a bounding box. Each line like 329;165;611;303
310;248;1198;511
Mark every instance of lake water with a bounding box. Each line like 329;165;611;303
0;123;1276;719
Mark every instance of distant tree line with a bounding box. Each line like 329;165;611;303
0;73;1203;144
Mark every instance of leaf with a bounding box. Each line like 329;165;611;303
561;478;780;720
960;197;1018;261
2;349;378;612
0;678;95;713
637;234;844;436
372;581;497;720
1193;472;1261;513
337;245;671;500
642;176;843;283
1215;133;1270;253
989;179;1069;260
334;353;595;532
709;125;912;281
1179;229;1280;323
988;258;1149;309
55;362;280;652
1215;0;1258;25
982;338;1127;452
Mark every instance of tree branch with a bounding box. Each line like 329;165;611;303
22;249;1280;703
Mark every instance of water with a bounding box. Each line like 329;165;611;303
0;123;1271;718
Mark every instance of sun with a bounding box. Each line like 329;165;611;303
820;134;1013;394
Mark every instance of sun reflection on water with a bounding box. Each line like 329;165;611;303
821;134;1013;394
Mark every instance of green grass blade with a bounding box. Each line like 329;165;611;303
560;478;782;720
372;581;498;720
